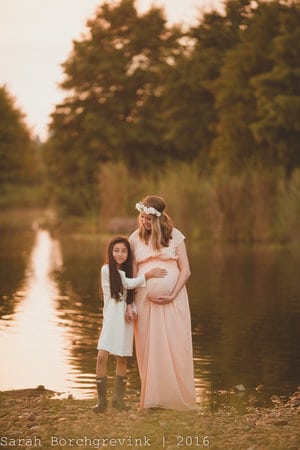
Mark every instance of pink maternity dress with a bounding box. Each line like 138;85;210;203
129;228;196;410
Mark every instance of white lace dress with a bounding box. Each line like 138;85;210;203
97;264;145;356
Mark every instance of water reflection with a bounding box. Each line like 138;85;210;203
1;229;299;406
0;229;34;309
188;242;300;401
0;229;72;394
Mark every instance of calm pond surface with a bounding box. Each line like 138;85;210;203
0;226;299;408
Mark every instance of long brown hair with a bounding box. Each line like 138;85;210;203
138;196;173;251
106;236;133;304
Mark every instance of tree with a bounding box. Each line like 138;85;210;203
0;85;35;184
251;1;300;175
161;1;252;170
45;0;183;213
211;1;288;171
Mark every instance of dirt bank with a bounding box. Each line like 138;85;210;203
0;387;299;450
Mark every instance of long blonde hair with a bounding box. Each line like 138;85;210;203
138;196;173;251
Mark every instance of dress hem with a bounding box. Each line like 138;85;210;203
140;402;197;411
97;344;133;357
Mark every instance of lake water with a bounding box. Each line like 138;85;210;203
0;227;299;408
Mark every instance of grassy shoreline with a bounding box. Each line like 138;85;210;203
0;387;299;450
1;164;300;244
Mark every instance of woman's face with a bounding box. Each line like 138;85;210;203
112;242;128;267
140;213;152;231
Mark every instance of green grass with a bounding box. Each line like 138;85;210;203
97;162;300;243
0;183;48;209
1;165;299;243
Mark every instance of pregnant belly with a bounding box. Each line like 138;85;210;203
140;261;179;298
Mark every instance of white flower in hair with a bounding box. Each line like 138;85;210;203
135;202;161;217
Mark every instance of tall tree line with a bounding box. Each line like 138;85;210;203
0;86;38;185
39;0;300;212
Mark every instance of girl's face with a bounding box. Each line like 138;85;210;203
112;242;128;267
140;213;152;231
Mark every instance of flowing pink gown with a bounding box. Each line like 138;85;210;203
129;228;196;410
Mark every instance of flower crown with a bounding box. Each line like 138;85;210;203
135;202;161;217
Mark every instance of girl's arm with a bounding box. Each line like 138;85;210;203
100;265;111;299
149;241;191;305
120;271;146;290
120;267;167;290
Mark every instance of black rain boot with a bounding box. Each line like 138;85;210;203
93;377;107;413
112;375;130;410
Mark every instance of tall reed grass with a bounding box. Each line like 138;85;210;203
98;162;300;243
0;183;47;209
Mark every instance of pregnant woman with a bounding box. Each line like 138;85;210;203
129;195;196;410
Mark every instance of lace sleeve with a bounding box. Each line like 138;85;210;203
172;228;185;247
119;270;146;290
100;265;111;300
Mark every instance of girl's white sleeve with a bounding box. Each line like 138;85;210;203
119;271;146;290
101;265;111;299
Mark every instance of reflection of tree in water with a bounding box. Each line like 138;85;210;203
2;229;299;399
0;229;35;318
189;243;300;398
53;235;107;389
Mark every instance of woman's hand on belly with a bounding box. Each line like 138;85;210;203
145;267;167;279
148;294;175;305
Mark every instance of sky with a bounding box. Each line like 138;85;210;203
0;0;220;140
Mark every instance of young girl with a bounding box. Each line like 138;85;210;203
94;236;167;413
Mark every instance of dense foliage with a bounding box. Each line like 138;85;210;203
13;0;300;216
0;86;36;185
44;0;183;213
212;0;300;174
